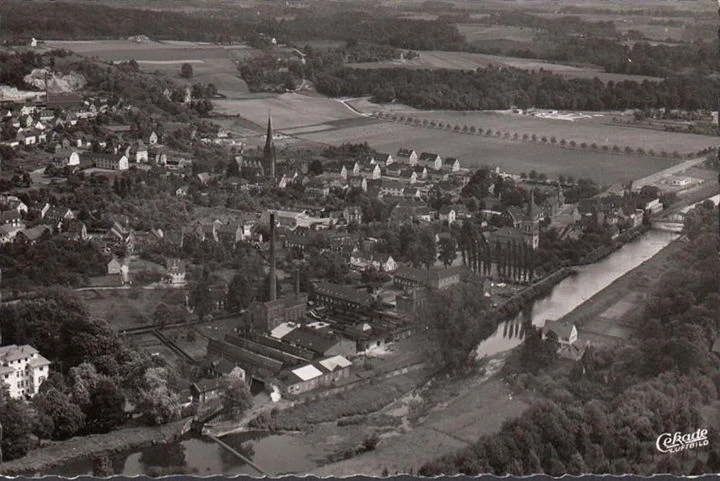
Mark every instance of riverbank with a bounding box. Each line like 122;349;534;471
559;231;684;346
0;418;191;476
309;353;531;476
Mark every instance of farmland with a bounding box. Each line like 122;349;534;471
346;100;717;156
347;50;662;84
294;120;680;185
41;39;268;96
211;92;691;185
213;93;360;130
457;24;537;44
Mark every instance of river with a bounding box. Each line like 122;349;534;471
475;229;679;358
41;229;679;477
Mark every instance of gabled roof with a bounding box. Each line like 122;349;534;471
444;157;459;165
418;152;440;161
543;320;575;340
396;148;415;158
319;355;352;371
312;281;373;307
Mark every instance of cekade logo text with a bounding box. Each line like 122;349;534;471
656;429;710;454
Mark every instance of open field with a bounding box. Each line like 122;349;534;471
457;24;538;44
348;104;717;156
80;287;188;331
347;50;662;84
295;119;679;185
41;40;267;96
214;93;361;130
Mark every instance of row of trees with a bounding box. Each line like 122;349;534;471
376;113;704;160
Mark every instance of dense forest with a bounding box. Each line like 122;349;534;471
420;202;720;475
315;67;719;111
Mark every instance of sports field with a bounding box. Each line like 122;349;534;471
347;50;662;84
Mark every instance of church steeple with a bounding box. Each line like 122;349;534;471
263;110;276;181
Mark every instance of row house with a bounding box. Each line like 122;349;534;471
81;152;129;171
379;180;406;197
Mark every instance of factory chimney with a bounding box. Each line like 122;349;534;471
269;212;277;302
295;268;300;297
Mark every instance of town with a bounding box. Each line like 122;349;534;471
0;0;719;477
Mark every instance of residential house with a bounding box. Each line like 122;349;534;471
149;131;159;145
376;153;394;166
427;169;449;182
404;187;422;200
400;170;418;184
176;186;190;197
0;345;51;399
349;249;397;272
442;157;460;172
418;152;442;170
360;164;382;180
107;256;123;275
348;176;368;193
15;225;52;245
396;148;418;166
135;141;149;163
342;206;363;225
413;165;428;180
340;161;360;180
0;210;22;226
305;179;330;198
542;320;585;360
61;219;88;241
166;258;186;286
46;206;75;231
438;205;456;224
190;378;225;404
0;224;23;244
217;222;251;244
379;180;405;197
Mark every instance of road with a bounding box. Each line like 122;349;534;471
632;156;707;190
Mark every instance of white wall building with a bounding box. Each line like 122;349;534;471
0;345;51;399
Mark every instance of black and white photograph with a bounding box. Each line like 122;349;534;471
0;0;718;478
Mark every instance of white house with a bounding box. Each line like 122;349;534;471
0;345;51;399
67;151;80;166
418;152;442;170
149;131;159;145
396;148;418;166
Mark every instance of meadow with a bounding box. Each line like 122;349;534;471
456;24;537;44
347;50;662;84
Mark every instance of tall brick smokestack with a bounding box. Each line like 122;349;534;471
269;212;277;302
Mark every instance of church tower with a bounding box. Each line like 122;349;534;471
521;189;540;250
263;111;276;182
